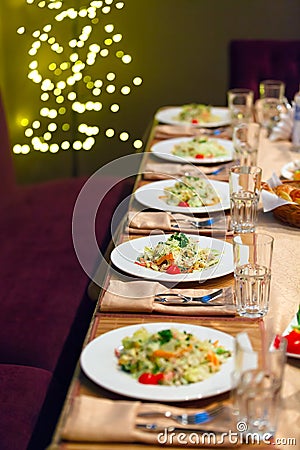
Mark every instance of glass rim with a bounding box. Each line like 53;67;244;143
228;88;254;94
229;165;262;175
233;232;274;246
259;79;285;87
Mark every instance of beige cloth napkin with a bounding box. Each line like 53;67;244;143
154;124;232;140
127;211;232;236
62;396;238;446
143;160;232;182
100;280;235;316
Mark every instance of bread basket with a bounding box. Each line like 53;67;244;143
272;180;300;228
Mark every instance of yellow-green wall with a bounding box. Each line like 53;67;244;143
1;0;300;184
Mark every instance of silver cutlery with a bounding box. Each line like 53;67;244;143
136;423;220;433
137;404;224;425
204;165;227;176
155;288;223;305
173;217;216;229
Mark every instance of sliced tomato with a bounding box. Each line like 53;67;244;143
191;118;198;124
178;201;189;207
135;261;146;267
195;154;205;159
138;372;164;384
166;264;181;275
285;329;300;354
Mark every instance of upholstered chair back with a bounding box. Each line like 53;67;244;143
229;40;300;101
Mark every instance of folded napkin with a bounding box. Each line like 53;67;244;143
143;161;231;182
62;396;238;446
100;280;236;316
154;124;232;140
127;211;232;236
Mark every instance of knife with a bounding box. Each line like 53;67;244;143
154;300;225;306
136;423;221;434
154;288;225;305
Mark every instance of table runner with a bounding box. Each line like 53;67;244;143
49;117;300;450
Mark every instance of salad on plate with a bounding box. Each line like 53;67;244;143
172;137;229;160
174;103;221;125
116;326;232;385
135;232;220;275
162;175;220;207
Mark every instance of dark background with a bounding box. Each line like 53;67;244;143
0;0;300;184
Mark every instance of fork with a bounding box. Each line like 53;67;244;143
137;404;224;425
155;288;223;304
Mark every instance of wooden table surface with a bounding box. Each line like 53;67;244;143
48;120;300;450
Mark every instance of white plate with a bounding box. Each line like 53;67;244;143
283;314;300;359
281;160;300;180
156;106;231;128
134;179;230;213
151;137;234;164
110;234;233;282
80;322;234;401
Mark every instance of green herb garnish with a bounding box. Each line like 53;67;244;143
158;329;173;344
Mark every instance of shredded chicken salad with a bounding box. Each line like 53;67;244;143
172;137;229;160
116;327;232;385
163;176;220;207
135;232;220;275
174;104;220;124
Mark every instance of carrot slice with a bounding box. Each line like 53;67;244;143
155;253;174;266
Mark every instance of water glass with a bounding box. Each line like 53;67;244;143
232;233;274;317
233;122;260;166
257;79;286;134
227;88;254;126
232;330;286;440
229;166;262;234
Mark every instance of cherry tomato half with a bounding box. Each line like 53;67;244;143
285;329;300;354
191;119;198;124
195;154;205;159
178;201;189;207
166;264;181;275
138;372;164;384
135;261;146;267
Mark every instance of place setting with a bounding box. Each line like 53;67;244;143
61;317;287;447
62;320;238;445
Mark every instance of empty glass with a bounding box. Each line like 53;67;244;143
233;122;260;166
229;166;262;234
257;80;286;134
227;88;254;126
232;330;286;441
233;233;274;317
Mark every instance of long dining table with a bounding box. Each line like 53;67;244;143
48;111;300;450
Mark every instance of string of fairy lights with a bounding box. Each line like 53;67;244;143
14;0;144;156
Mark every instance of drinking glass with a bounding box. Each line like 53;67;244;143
232;233;274;317
232;329;286;440
257;79;286;134
233;122;260;166
227;88;254;126
229;166;262;234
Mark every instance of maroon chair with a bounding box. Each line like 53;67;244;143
0;92;134;450
229;40;300;101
